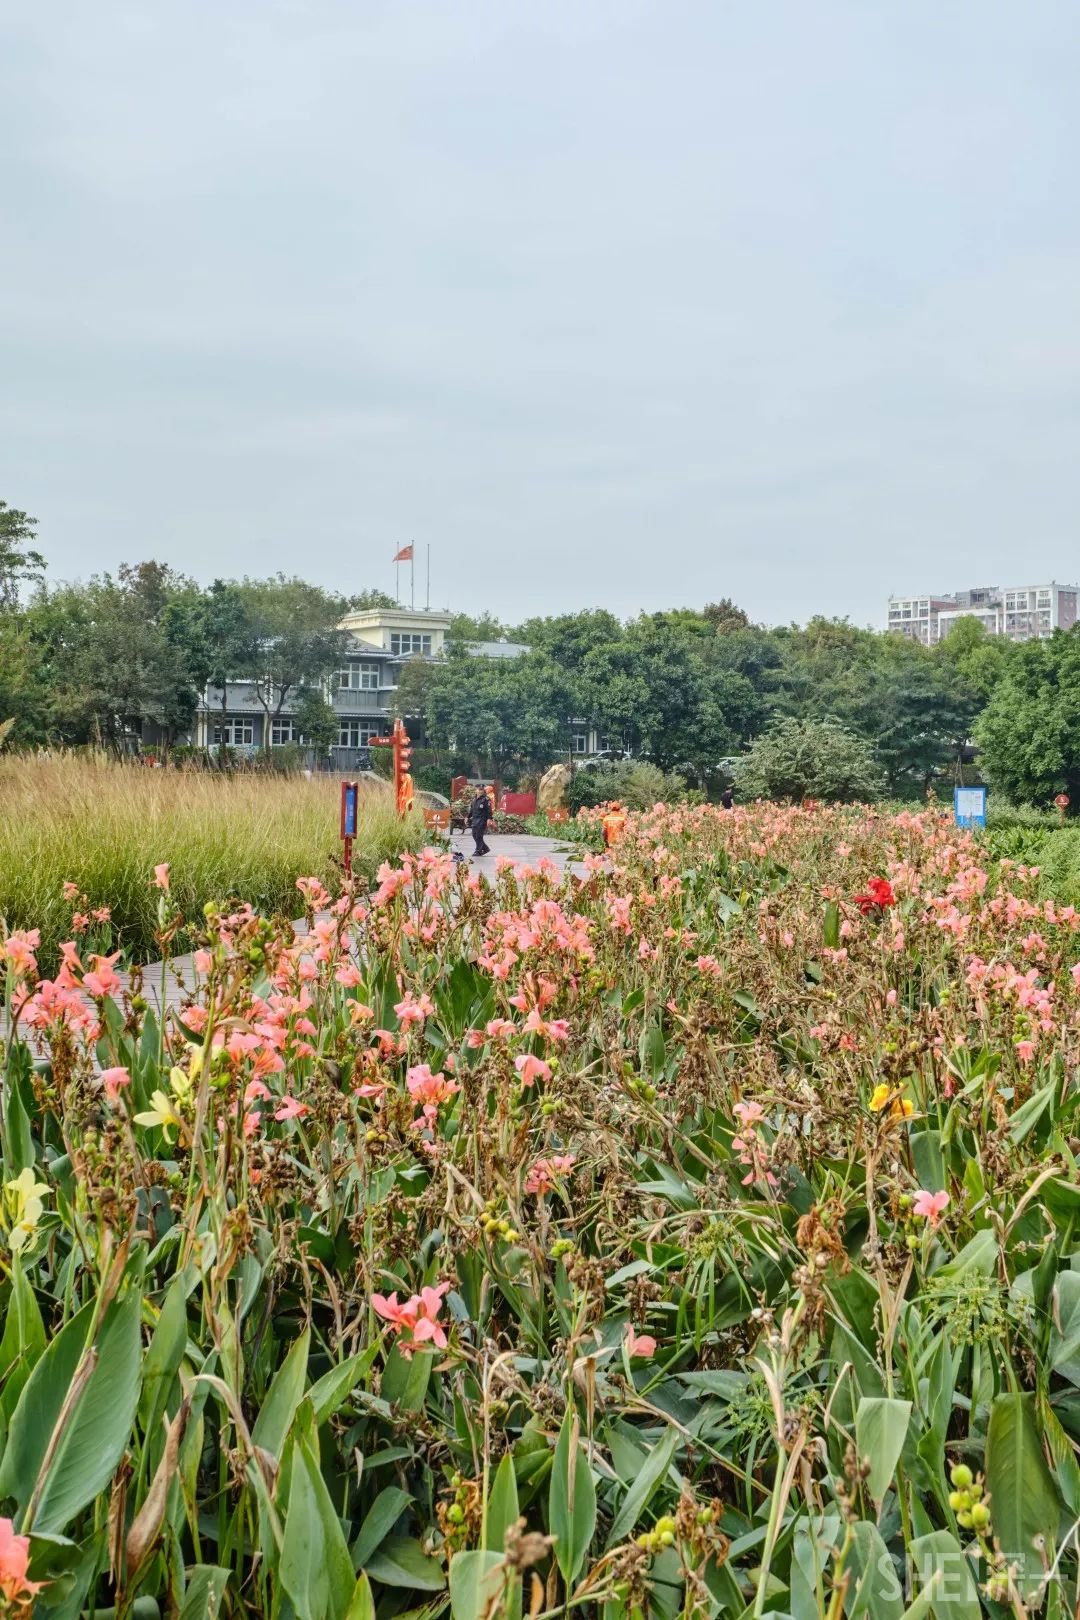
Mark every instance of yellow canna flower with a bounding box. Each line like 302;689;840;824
869;1083;914;1120
5;1167;51;1253
169;1066;193;1102
134;1089;184;1143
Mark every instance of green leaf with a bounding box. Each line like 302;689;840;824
302;1438;356;1619
909;1530;980;1620
846;1520;904;1619
177;1566;231;1620
4;1055;34;1178
0;1259;46;1414
985;1392;1060;1603
0;1284;142;1534
855;1397;911;1505
380;1341;432;1411
605;1424;678;1549
365;1535;446;1591
1009;1080;1055;1144
449;1550;506;1620
548;1408;597;1586
823;899;840;950
280;1435;330;1620
139;1274;190;1439
933;1228;997;1281
251;1326;310;1460
484;1453;520;1552
308;1346;379;1424
353;1486;413;1567
1050;1272;1080;1386
344;1573;376;1620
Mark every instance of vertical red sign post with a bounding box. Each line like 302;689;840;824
340;780;359;879
371;719;414;816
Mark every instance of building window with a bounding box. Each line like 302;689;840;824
571;732;589;754
390;633;432;656
213;721;254;746
271;720;298;746
339;663;380;690
337;719;383;748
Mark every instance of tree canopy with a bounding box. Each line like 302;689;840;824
5;494;1077;805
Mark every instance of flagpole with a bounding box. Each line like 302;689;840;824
411;548;415;610
395;558;399;604
426;544;431;610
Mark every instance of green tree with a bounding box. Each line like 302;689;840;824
293;690;338;755
199;580;260;744
0;502;45;610
236;577;348;748
974;629;1080;806
933;614;1014;702
21;563;204;750
736;716;885;803
703;597;750;634
448;610;510;644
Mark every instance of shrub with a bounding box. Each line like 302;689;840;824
567;758;688;813
735;716;885;803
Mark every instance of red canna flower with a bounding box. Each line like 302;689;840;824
854;877;896;915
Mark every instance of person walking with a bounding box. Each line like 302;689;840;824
721;786;734;810
468;785;493;856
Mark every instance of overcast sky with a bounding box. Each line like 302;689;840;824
3;2;1079;628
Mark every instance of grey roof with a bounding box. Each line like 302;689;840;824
467;640;530;659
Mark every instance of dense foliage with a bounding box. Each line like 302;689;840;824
735;718;885;804
2;805;1080;1615
5;495;1080;804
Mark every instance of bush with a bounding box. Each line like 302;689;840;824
567;759;688;813
526;811;604;849
735;717;885;803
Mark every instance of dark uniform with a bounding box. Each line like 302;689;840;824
468;789;493;855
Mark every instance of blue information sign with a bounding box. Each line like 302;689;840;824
954;785;987;829
341;782;358;839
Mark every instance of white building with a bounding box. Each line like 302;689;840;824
887;582;1078;646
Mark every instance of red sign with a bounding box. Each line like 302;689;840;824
1056;793;1071;809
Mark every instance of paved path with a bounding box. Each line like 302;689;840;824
4;832;588;1048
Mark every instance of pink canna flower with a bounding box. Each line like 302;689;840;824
153;863;170;892
274;1096;310;1121
0;930;40;980
912;1188;950;1227
395;990;434;1028
82;951;122;999
371;1281;450;1354
100;1066;131;1104
514;1054;552;1087
0;1515;44;1603
524;1154;575;1194
61;881;80;901
625;1325;657;1359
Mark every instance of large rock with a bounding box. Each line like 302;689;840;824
538;762;571;816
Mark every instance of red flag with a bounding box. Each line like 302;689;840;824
393;544;414;563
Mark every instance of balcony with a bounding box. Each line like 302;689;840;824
334;689;389;714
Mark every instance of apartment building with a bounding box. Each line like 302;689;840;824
887;583;1078;646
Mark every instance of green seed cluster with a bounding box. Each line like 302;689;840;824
948;1463;990;1532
